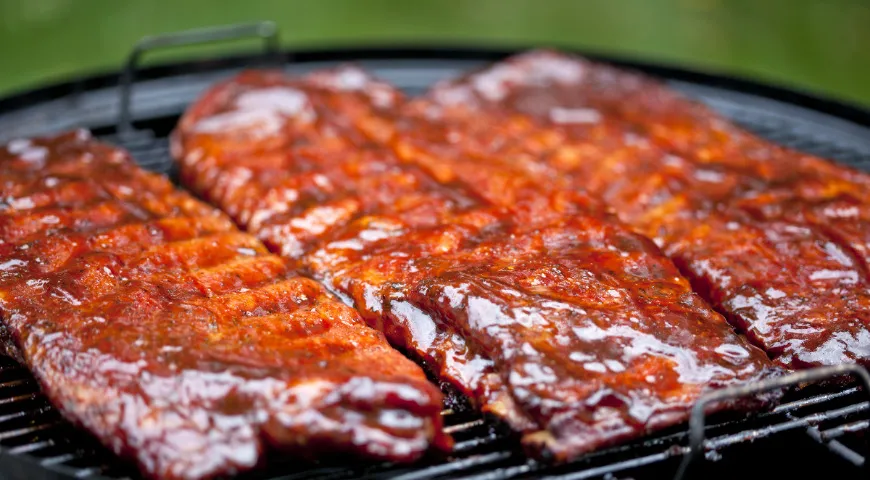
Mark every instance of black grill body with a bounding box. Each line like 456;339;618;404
0;46;869;480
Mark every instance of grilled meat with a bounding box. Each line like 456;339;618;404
425;50;870;369
173;68;779;461
0;131;448;480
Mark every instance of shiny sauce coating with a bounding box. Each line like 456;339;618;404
426;50;870;369
173;67;780;461
0;131;448;480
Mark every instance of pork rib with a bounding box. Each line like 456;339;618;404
425;50;870;369
0;131;448;480
173;68;779;461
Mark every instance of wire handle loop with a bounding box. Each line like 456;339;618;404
674;363;870;480
117;21;279;135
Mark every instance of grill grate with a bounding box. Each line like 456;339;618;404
1;47;870;480
2;350;868;480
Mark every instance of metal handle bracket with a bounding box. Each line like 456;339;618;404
674;363;870;480
117;21;280;135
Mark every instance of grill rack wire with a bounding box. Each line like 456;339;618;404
1;22;870;480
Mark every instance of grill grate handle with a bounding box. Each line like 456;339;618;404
674;363;870;480
117;21;281;135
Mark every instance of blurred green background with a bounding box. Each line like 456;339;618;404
1;0;869;106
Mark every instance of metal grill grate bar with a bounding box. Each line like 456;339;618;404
444;419;487;434
541;451;676;480
0;379;34;389
7;440;55;455
454;460;538;480
706;402;868;450
453;432;505;452
41;453;80;466
392;451;515;480
820;420;870;440
0;422;62;442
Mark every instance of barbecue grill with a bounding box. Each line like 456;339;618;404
1;22;870;480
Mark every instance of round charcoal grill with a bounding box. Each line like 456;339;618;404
1;22;870;480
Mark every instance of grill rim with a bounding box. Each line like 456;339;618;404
0;43;870;480
1;45;869;128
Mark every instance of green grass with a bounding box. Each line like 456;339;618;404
1;0;869;106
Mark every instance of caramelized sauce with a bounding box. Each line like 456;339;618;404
426;50;870;369
173;67;779;461
0;131;448;480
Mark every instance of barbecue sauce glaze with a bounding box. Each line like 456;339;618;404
0;131;449;480
427;50;870;369
173;67;781;461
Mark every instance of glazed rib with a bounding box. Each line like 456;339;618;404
425;50;870;368
173;68;779;461
0;131;448;480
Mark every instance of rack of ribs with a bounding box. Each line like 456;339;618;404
0;131;448;480
424;50;870;369
172;67;780;462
